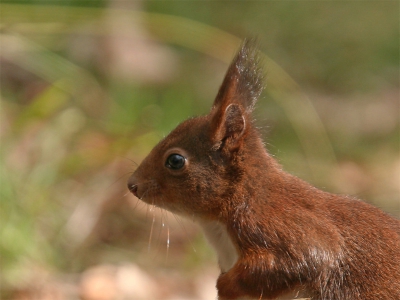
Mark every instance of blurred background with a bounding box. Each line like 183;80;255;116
1;1;399;299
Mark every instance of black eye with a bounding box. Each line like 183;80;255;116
165;154;186;170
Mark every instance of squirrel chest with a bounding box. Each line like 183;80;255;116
199;220;239;273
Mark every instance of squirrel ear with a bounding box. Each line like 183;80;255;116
211;38;264;115
210;38;264;150
211;103;246;149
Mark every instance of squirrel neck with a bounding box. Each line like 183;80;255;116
220;129;337;254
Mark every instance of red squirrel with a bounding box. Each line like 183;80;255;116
127;39;400;299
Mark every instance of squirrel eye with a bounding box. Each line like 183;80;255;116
165;154;186;170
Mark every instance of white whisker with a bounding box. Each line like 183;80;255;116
160;208;171;262
148;207;156;252
166;225;170;262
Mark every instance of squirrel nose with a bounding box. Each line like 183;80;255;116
128;184;139;198
127;175;139;198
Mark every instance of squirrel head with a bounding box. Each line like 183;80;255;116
128;39;265;220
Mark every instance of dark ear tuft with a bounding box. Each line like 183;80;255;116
212;38;265;113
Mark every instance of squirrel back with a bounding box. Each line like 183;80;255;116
128;39;400;299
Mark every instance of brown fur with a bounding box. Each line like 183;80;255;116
128;39;400;299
